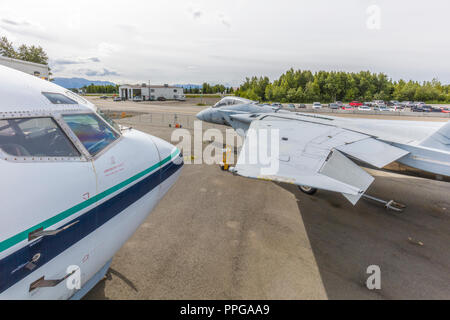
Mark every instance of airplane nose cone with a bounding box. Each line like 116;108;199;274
150;136;183;198
196;108;210;122
152;137;183;167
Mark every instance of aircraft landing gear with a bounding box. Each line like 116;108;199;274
362;194;406;212
297;185;318;195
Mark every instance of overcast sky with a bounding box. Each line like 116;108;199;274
1;0;449;85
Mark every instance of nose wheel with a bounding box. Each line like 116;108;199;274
297;185;318;195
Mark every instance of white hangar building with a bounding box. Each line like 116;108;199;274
119;84;185;101
0;56;50;80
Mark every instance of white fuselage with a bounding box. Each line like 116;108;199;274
0;65;184;299
0;129;183;299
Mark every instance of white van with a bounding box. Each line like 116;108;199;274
313;102;322;109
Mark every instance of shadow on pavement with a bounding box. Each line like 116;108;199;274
277;172;450;299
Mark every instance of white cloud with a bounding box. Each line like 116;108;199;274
0;17;53;41
97;42;120;57
1;0;449;84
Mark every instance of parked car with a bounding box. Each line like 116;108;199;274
373;100;386;107
133;96;143;102
113;97;122;102
335;101;344;107
400;101;411;107
358;106;371;111
441;107;450;113
430;106;443;112
100;95;108;100
287;104;295;109
297;103;306;109
389;106;403;111
411;105;431;112
329;103;339;109
374;106;390;111
349;101;363;107
405;101;417;109
312;102;322;109
387;100;400;107
341;105;354;110
157;96;167;101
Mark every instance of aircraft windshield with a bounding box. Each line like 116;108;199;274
65;91;89;105
0;117;80;157
42;92;77;105
96;110;121;133
213;97;250;108
213;99;229;108
63;113;119;156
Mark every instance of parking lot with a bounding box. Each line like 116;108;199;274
84;108;450;300
89;96;450;122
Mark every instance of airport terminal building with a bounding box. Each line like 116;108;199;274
119;84;185;101
0;56;50;80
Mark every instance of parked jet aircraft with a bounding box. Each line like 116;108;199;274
197;97;450;209
0;65;183;299
197;96;286;125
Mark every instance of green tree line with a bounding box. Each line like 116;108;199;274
185;83;234;94
0;36;49;65
75;84;119;94
235;69;450;103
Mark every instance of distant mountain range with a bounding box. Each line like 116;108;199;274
53;77;116;89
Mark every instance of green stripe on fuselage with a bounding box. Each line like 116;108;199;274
0;149;180;253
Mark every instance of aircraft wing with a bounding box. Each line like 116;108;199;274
218;110;255;134
231;117;409;205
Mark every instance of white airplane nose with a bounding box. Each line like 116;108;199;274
152;137;182;165
150;136;183;198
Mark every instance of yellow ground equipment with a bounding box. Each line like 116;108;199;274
220;147;232;171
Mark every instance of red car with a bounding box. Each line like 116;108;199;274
341;105;354;110
349;101;363;107
441;107;450;113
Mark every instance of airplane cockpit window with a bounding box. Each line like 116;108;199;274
213;97;251;108
42;92;77;105
213;98;229;108
65;91;88;105
0;118;80;157
96;110;121;133
63;113;119;156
